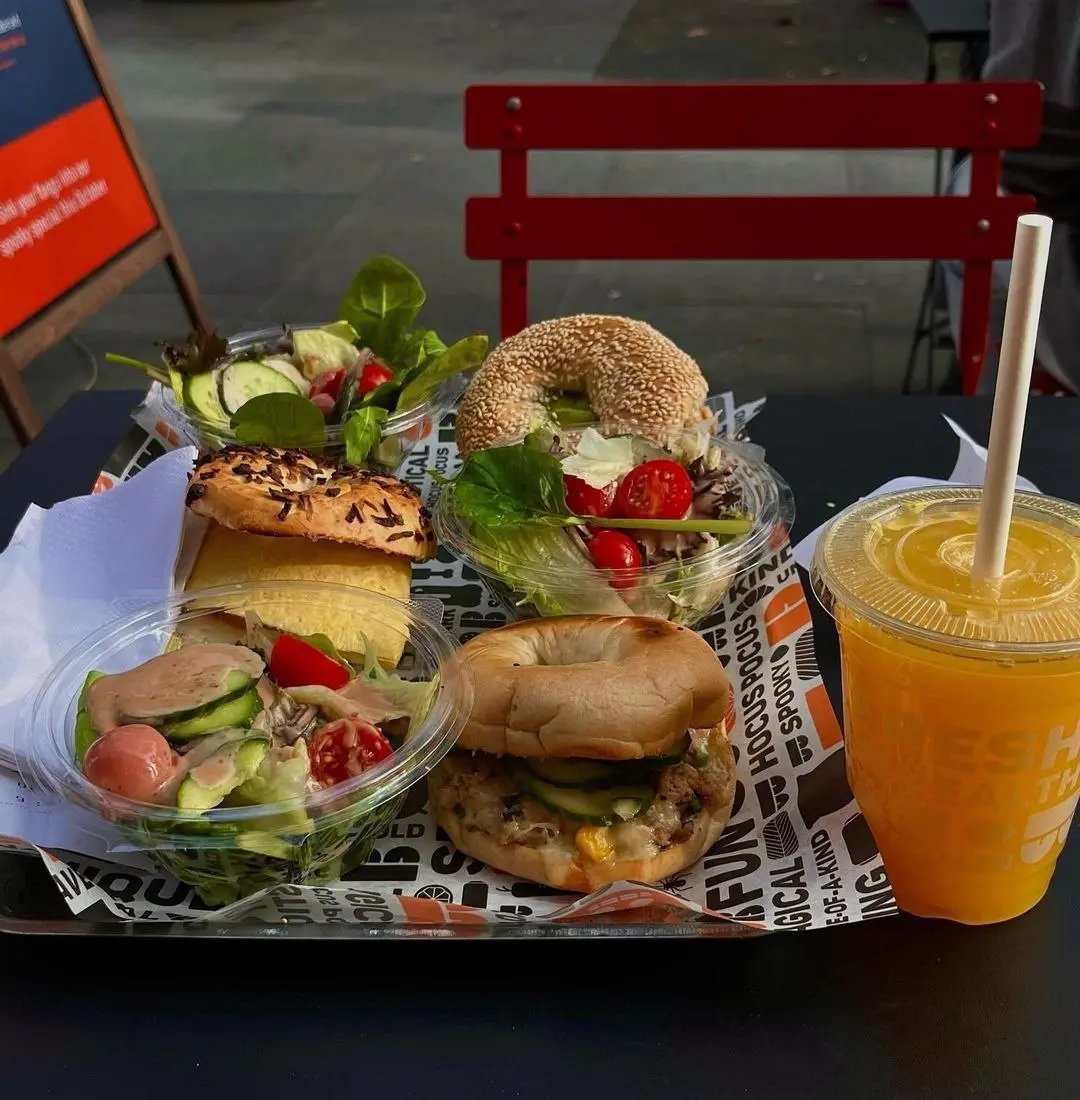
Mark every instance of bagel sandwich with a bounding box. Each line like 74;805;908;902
183;444;435;664
429;615;736;892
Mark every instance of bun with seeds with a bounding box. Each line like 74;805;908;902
454;314;711;457
185;445;435;560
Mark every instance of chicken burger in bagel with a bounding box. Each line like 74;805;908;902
429;615;736;892
454;314;713;457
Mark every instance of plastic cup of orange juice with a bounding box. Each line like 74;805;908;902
811;486;1080;925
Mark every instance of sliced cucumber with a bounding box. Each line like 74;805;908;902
527;759;631;789
260;356;312;397
218;360;300;414
655;732;691;767
176;734;270;811
525;738;690;790
185;371;229;425
510;763;653;825
163;688;262;741
130;668;255;726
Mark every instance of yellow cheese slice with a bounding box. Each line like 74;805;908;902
185;525;412;666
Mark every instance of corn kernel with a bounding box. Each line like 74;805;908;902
575;825;615;864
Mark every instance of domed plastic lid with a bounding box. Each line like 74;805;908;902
811;487;1080;652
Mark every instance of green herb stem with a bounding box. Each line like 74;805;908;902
105;353;170;385
573;516;754;536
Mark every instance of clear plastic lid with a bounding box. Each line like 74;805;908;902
811;487;1080;652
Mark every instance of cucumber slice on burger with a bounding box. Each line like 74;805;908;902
510;763;653;825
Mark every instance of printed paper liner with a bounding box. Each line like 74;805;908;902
9;403;897;931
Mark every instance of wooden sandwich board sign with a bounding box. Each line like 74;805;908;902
0;0;208;443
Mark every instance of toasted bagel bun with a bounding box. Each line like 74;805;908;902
455;314;710;457
456;615;730;760
185;445;435;560
430;723;735;892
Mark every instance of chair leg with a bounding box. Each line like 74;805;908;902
903;262;937;394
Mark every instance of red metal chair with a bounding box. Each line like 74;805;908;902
464;82;1043;395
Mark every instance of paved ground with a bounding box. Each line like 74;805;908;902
7;0;961;468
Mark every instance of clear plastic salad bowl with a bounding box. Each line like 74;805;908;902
162;324;465;474
435;422;794;628
19;582;471;907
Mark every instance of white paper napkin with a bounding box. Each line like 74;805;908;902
0;447;196;770
793;416;1041;571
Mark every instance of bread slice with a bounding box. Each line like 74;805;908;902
185;524;412;666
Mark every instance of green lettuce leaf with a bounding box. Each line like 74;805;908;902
399;327;447;372
397;334;489;410
320;320;359;343
468;524;633;617
293;329;362;380
548;393;595;427
343;406;388;465
230;392;326;449
74;671;106;765
560;427;634;489
450;444;571;528
294;632;353;673
338;256;426;364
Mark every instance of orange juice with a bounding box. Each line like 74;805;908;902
812;488;1080;924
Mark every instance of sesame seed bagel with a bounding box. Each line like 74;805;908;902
454;315;711;456
185;444;436;560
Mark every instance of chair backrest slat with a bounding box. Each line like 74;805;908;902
466;83;1042;151
464;81;1044;394
467;195;1035;261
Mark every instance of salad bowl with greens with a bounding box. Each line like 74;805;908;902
21;583;470;907
435;423;792;627
108;256;488;473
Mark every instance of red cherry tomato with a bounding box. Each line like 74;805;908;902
310;369;345;402
269;634;350;690
587;529;642;590
83;725;179;803
563;475;616;518
358;360;394;395
310;718;393;787
614;459;694;520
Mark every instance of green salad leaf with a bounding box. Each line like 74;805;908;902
343;406;389;465
230;392;326;449
338;255;426;364
320;320;359;344
400;327;447;372
359;378;403;410
293;329;361;381
560;428;634;489
548;393;595;427
397;333;489;410
295;632;353;673
74;671;106;765
451;444;572;528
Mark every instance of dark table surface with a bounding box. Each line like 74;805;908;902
2;390;1078;1098
910;0;990;42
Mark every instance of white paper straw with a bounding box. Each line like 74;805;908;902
972;214;1054;582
